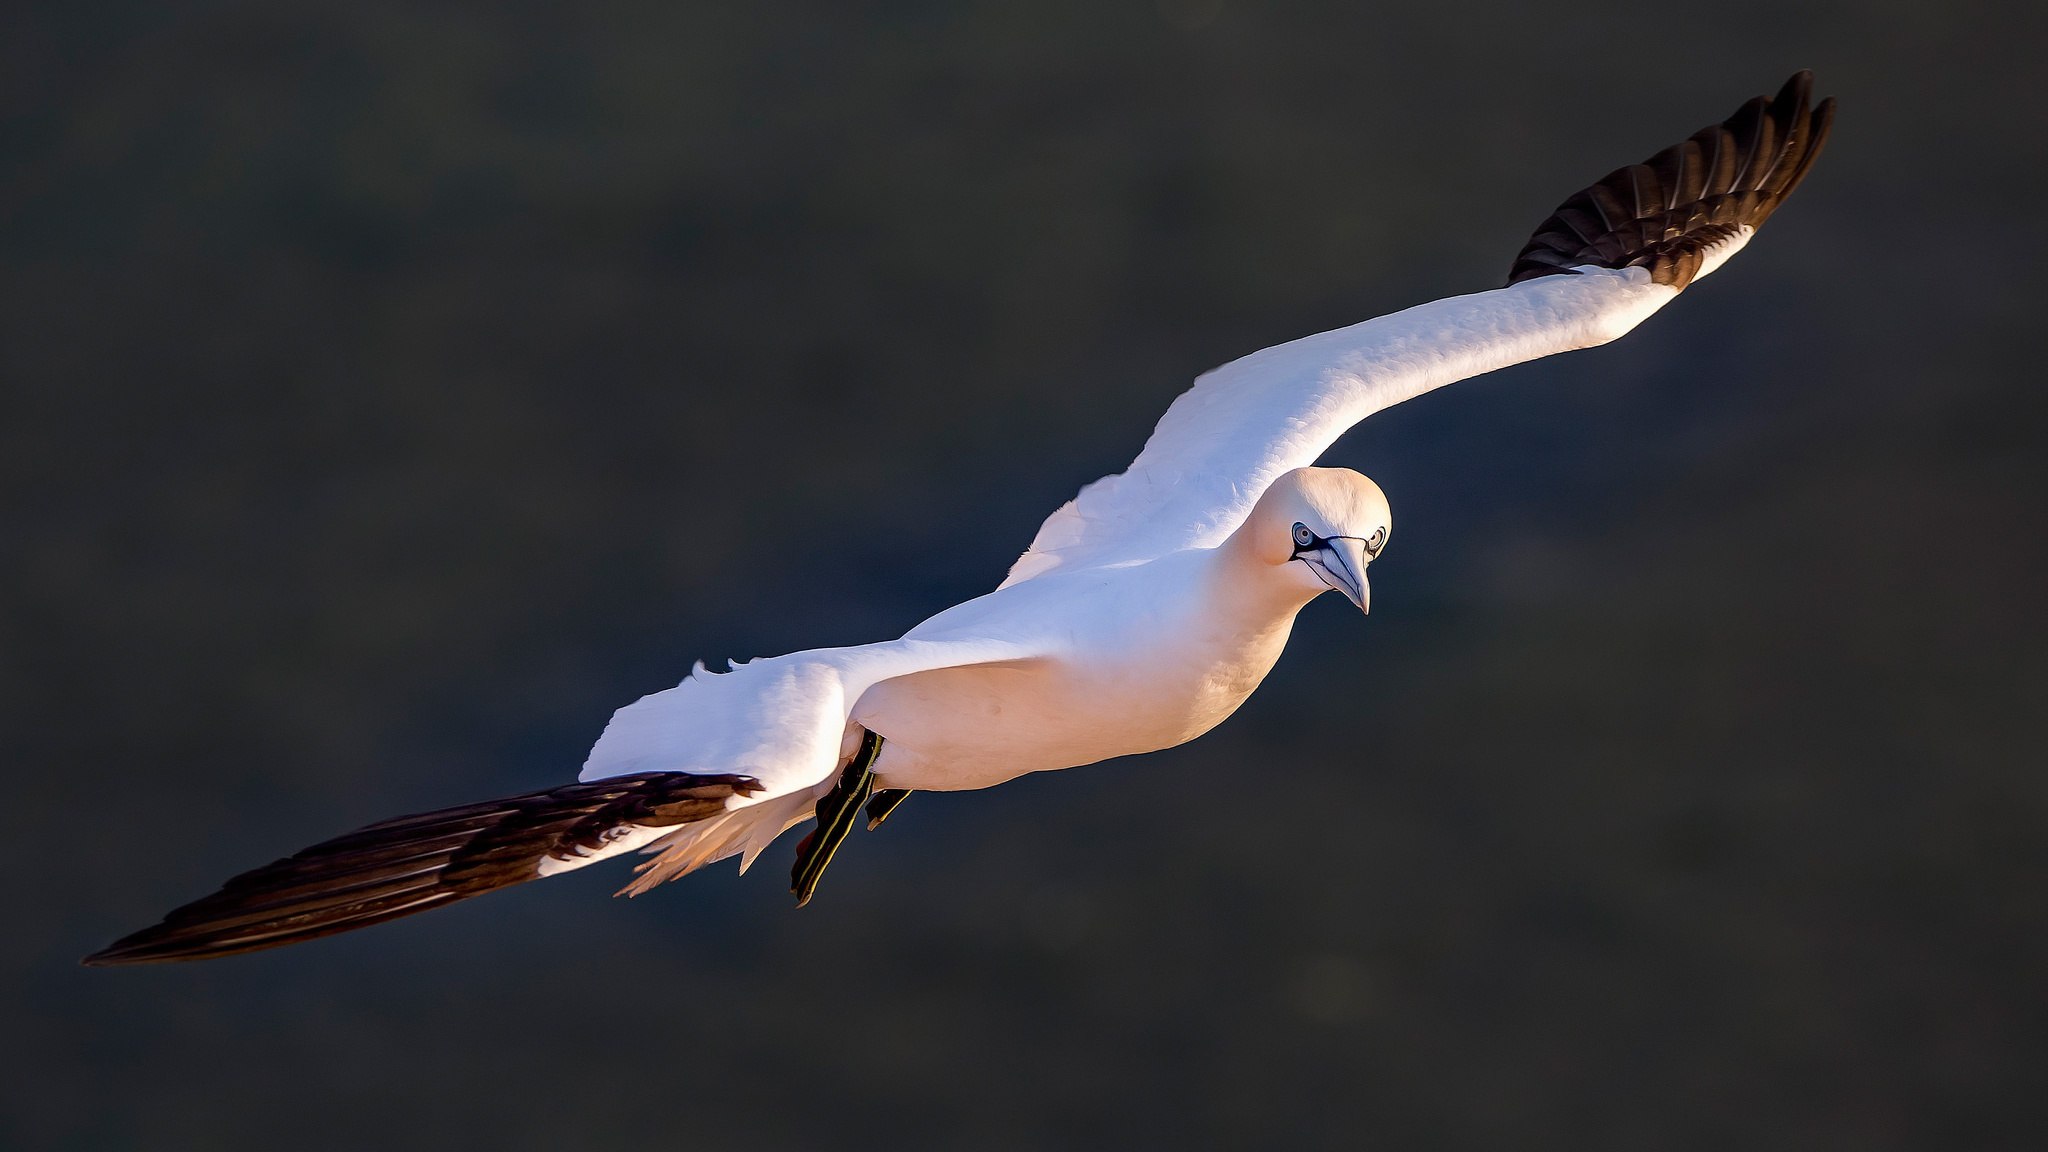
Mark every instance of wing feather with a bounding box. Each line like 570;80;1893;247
580;638;1041;794
81;772;760;964
577;635;1042;889
1002;72;1831;587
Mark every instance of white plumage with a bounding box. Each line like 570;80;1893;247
575;267;1687;877
85;72;1832;965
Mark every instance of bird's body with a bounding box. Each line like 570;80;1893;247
861;490;1336;792
86;72;1834;965
865;562;1271;792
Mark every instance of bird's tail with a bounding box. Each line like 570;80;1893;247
81;771;762;966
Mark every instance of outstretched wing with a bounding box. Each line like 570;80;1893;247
1003;72;1833;587
84;636;1044;964
82;772;761;965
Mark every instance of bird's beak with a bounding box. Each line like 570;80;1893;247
1301;536;1371;614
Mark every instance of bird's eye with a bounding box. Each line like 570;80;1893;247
1367;527;1386;554
1292;523;1315;549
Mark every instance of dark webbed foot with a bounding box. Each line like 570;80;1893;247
789;728;881;907
865;788;912;831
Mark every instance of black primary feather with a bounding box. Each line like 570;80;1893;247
83;772;761;965
1508;71;1834;289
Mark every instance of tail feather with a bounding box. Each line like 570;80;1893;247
618;789;821;896
82;772;761;966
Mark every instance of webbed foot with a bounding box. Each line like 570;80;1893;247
789;728;881;907
865;788;912;831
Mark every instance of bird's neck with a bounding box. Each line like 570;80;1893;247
1209;524;1324;626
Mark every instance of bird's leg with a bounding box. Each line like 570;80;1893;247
789;727;881;907
865;788;913;831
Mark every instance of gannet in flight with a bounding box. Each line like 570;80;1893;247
86;72;1833;965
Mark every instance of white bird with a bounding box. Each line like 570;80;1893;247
87;72;1833;964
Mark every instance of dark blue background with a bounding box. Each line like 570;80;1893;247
7;2;2044;1147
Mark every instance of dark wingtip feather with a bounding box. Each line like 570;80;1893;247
1507;71;1834;289
81;772;762;966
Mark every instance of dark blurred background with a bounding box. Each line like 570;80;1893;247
6;1;2045;1148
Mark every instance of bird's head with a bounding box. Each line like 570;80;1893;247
1245;466;1391;613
